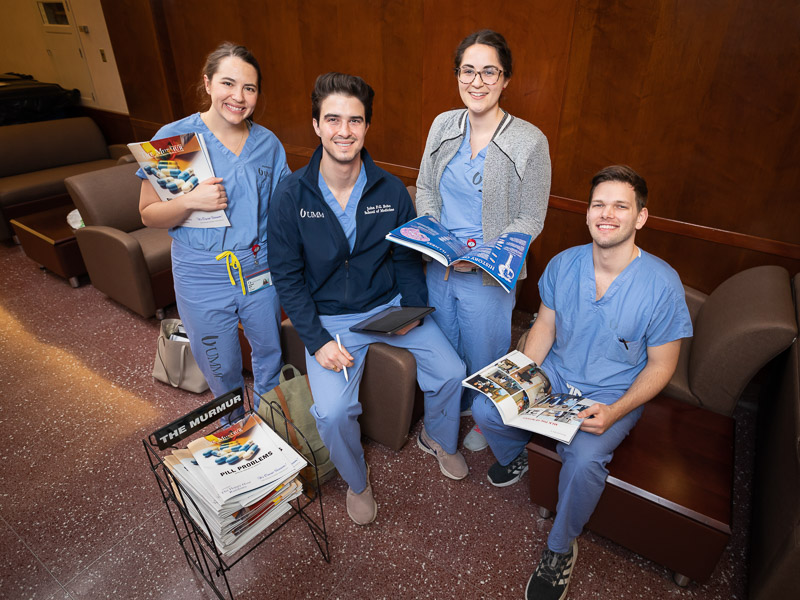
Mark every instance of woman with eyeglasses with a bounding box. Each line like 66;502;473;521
138;42;290;417
415;30;551;451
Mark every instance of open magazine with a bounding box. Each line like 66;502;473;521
462;350;596;444
128;132;231;228
385;216;531;293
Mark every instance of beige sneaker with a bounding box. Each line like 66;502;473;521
417;426;468;480
346;463;377;525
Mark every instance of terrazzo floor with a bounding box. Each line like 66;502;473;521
0;239;753;600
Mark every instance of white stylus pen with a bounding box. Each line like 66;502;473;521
336;334;349;382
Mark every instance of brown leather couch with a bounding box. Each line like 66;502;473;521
65;162;174;319
749;273;800;600
0;117;130;241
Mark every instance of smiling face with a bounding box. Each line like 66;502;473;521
203;56;259;125
457;43;509;116
312;93;369;165
586;180;648;249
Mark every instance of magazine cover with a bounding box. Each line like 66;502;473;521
186;414;297;501
462;350;596;444
385;215;531;292
128;132;231;228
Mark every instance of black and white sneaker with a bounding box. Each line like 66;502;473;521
525;540;578;600
487;449;528;487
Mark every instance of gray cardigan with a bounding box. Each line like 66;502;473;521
415;109;551;286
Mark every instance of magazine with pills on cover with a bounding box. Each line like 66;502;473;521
462;350;596;444
185;413;306;502
128;132;231;228
385;215;531;293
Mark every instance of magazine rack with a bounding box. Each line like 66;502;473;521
143;386;330;600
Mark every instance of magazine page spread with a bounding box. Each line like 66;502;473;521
128;132;231;228
462;350;596;444
385;216;532;292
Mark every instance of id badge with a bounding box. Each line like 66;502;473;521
245;268;272;294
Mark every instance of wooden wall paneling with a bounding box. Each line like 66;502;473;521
420;0;575;157
552;0;662;198
622;1;737;224
368;0;424;168
249;1;316;148
160;1;245;117
101;0;181;140
680;0;800;244
553;0;800;244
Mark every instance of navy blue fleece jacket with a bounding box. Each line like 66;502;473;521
267;146;426;355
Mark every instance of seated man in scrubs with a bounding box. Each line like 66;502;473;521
473;165;693;600
267;73;468;526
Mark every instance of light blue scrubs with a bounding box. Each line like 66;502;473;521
305;172;466;494
473;244;692;553
138;113;291;413
427;119;516;411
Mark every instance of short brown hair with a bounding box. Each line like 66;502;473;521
589;165;648;211
311;72;375;124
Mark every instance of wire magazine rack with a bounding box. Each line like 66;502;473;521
143;386;330;599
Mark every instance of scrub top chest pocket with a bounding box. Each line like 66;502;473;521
603;318;645;366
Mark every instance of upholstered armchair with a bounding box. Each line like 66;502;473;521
65;162;174;319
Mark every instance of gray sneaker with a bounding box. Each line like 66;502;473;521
417;426;468;480
463;425;488;451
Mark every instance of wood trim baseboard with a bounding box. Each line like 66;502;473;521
548;196;800;260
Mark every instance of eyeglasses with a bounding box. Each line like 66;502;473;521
455;66;503;85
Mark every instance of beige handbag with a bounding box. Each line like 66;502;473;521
152;319;209;393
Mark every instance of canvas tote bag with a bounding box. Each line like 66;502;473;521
257;364;337;487
152;319;209;393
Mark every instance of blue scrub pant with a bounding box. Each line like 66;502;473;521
304;297;466;494
472;365;642;553
171;241;282;417
426;261;516;411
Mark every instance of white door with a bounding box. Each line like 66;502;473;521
37;0;96;104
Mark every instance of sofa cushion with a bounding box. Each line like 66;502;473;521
0;159;119;208
129;226;172;273
0;117;110;177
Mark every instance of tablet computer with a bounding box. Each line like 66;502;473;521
349;306;435;334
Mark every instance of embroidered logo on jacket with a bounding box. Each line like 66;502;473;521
300;208;325;218
363;204;395;215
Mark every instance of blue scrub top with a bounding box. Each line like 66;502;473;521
137;113;291;255
539;244;692;403
318;164;367;253
439;118;486;245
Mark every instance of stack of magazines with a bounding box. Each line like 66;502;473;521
163;413;306;556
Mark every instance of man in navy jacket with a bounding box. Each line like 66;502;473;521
268;73;468;525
